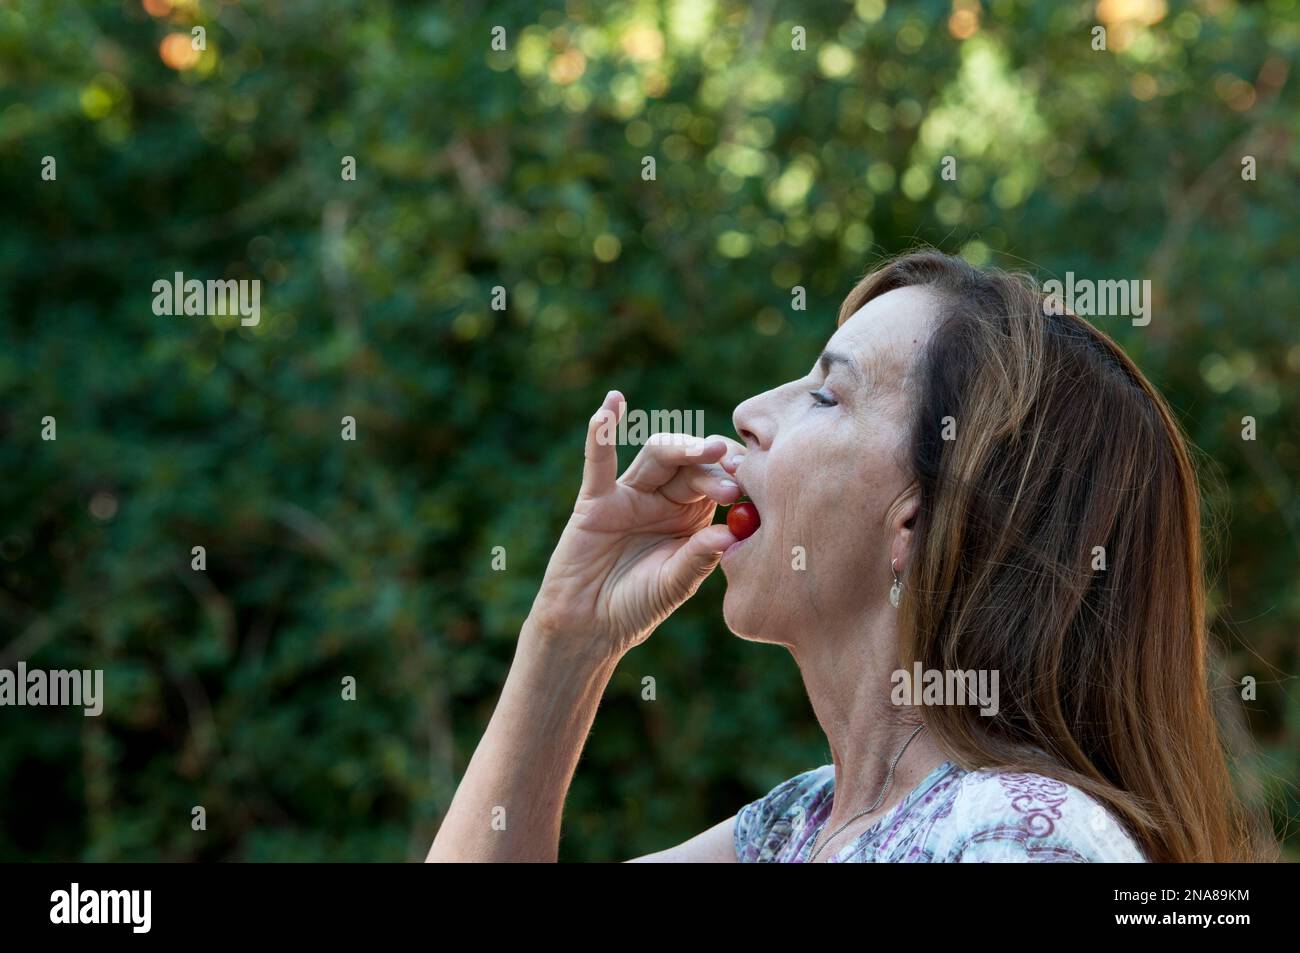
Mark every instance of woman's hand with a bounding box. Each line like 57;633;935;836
429;390;743;862
526;390;745;660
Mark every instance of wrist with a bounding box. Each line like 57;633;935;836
520;614;623;672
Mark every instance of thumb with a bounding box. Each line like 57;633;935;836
580;390;624;500
660;523;738;602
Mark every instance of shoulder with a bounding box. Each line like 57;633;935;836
733;765;834;863
936;766;1147;862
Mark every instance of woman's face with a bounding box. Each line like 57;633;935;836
722;286;940;645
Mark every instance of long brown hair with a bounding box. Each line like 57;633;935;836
839;249;1276;862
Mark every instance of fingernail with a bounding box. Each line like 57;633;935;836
720;479;738;488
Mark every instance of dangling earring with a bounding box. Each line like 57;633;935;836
889;558;903;608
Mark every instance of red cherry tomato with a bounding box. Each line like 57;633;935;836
726;500;761;540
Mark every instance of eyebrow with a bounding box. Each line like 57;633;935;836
819;349;865;383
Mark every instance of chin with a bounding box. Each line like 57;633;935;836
720;582;779;644
720;582;753;638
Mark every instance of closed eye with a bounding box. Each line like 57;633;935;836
809;389;838;407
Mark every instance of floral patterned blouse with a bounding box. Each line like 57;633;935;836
733;759;1148;862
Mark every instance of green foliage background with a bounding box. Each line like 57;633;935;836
1;0;1297;860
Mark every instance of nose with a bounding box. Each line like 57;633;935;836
732;389;774;452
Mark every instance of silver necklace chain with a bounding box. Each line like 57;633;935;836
805;723;927;863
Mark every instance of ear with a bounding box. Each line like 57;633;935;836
889;483;921;573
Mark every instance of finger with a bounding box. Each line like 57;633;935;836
581;390;625;499
658;464;743;506
619;434;728;493
703;434;746;457
684;432;743;462
705;435;747;476
659;523;738;602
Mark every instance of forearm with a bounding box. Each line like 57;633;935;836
426;623;619;862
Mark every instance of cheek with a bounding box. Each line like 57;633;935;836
769;426;899;569
761;456;840;578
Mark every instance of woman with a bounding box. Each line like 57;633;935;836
427;250;1272;863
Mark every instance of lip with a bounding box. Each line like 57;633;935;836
728;468;756;512
722;486;759;561
722;474;760;564
722;536;749;561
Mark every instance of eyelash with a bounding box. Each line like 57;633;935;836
809;389;838;408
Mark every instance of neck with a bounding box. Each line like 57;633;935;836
789;600;947;849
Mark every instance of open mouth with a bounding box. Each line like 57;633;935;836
722;487;761;560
